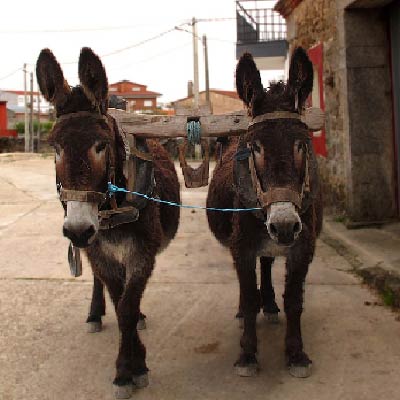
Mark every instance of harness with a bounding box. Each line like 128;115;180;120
233;110;312;220
56;110;154;230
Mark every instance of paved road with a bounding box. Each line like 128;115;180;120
1;155;400;400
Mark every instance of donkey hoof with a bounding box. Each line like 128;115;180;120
235;312;244;329
234;354;259;377
264;312;279;324
113;383;134;399
132;373;149;388
87;321;102;333
137;318;146;331
288;363;312;378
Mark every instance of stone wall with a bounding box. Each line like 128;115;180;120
285;0;347;214
0;138;52;153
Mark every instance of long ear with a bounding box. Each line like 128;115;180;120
78;47;108;111
236;53;264;110
288;47;313;110
36;49;70;105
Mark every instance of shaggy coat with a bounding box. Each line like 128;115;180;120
36;47;179;396
207;48;323;377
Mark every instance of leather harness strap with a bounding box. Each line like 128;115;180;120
59;189;106;203
245;110;312;212
56;110;153;230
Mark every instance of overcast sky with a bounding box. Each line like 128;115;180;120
0;0;281;103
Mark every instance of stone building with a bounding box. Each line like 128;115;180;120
275;0;399;224
172;88;244;115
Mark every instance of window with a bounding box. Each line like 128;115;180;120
132;87;140;92
144;100;153;107
130;100;136;105
109;87;117;92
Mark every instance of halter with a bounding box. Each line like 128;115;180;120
244;111;311;213
55;110;152;230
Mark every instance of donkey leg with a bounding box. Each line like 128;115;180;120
260;256;280;323
284;257;312;378
86;275;106;333
233;252;260;377
113;271;151;398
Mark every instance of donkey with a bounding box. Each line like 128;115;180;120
207;48;322;378
36;47;180;398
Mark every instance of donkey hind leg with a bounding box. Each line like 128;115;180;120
86;275;106;333
113;269;152;399
284;258;312;378
233;252;260;377
260;256;280;323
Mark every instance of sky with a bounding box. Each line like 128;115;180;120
0;0;282;103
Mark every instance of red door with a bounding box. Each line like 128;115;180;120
307;43;327;157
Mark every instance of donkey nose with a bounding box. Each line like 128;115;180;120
63;223;96;248
266;202;302;245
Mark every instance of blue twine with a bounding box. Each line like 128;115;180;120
108;183;262;212
186;121;201;145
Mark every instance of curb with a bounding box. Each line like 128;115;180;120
321;222;400;308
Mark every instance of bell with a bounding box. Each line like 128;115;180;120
178;139;210;188
68;242;82;277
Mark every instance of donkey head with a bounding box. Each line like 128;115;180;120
37;48;124;248
236;48;314;246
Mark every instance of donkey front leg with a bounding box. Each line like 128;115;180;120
260;256;280;323
284;256;312;378
233;251;260;377
86;275;106;333
113;264;152;399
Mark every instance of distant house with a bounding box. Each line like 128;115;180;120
0;90;52;123
108;80;161;113
172;87;244;115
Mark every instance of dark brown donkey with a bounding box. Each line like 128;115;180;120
207;48;322;378
36;47;180;398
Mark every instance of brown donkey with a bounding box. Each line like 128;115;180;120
207;48;322;378
36;48;180;398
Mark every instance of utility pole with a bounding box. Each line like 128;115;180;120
202;34;210;107
37;89;41;152
29;72;34;152
192;17;199;109
23;64;29;152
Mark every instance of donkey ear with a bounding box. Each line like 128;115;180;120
288;47;313;110
236;53;264;109
78;47;108;109
36;48;70;105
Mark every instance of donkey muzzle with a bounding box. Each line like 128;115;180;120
63;201;99;248
266;202;302;246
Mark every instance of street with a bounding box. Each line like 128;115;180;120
1;155;399;400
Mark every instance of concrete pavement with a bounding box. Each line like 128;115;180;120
1;155;400;400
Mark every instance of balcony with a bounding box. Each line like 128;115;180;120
236;0;288;70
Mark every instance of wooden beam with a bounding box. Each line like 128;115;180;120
109;109;248;138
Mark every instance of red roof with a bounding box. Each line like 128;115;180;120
108;80;161;98
3;90;40;95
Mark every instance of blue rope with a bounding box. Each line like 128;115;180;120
186;121;201;145
108;183;262;212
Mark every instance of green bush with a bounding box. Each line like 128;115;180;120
14;121;54;134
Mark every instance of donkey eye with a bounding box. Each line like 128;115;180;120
95;142;107;153
253;141;262;153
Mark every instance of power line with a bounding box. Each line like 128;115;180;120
0;23;176;34
0;67;22;82
108;41;192;73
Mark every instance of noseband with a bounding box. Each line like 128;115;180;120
235;111;311;216
55;110;153;230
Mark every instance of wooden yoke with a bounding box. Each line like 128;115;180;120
126;135;136;202
178;139;210;188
